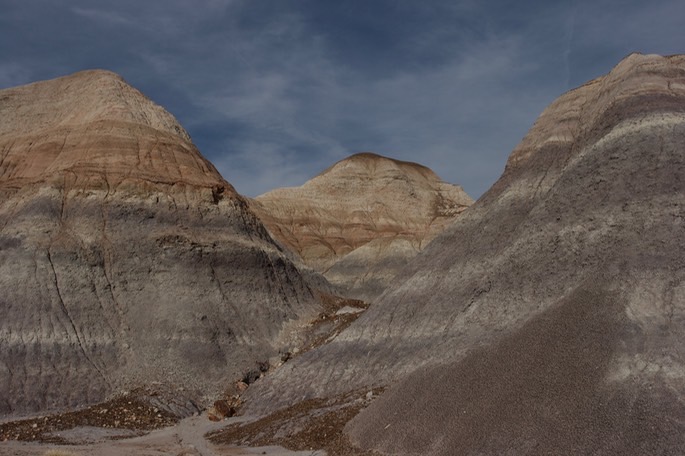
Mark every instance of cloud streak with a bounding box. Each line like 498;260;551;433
71;7;137;27
2;0;685;198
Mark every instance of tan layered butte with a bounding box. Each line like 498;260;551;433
0;70;226;192
251;152;472;300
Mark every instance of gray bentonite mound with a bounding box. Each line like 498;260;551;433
0;70;326;416
244;53;685;454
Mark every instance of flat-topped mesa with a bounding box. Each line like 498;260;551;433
252;152;473;300
244;53;685;454
0;71;326;416
0;69;229;194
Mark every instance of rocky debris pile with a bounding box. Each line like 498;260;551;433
0;388;181;444
209;388;384;456
205;294;370;424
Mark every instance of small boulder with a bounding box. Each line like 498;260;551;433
207;397;241;421
206;407;222;422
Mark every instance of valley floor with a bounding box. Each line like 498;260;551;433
0;413;325;456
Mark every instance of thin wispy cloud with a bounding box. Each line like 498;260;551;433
2;0;684;198
71;7;137;28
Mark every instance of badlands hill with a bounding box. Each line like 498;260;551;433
0;70;328;416
251;153;472;300
243;53;685;454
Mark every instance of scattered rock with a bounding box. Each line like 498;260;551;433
206;408;223;422
212;398;240;419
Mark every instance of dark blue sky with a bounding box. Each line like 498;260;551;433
2;0;684;198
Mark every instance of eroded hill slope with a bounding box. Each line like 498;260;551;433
243;53;685;454
0;70;327;416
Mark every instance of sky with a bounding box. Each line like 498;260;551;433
1;0;685;199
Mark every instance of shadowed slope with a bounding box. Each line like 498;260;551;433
348;287;684;455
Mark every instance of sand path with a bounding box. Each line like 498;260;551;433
0;413;324;456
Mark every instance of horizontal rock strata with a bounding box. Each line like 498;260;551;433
251;152;472;300
0;70;325;416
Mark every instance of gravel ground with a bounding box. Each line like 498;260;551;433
210;389;384;456
0;412;328;456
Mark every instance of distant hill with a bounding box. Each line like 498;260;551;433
251;152;472;300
